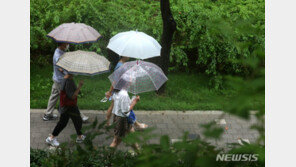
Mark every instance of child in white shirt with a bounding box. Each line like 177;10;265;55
110;89;140;150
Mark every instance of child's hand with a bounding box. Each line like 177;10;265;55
135;95;140;102
78;80;84;88
105;91;111;98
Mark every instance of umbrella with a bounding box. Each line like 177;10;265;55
56;50;110;75
108;60;168;94
107;30;161;59
47;23;101;44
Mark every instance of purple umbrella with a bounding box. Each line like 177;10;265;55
108;60;168;94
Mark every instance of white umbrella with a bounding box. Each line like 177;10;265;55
47;23;101;44
107;30;161;59
56;50;110;75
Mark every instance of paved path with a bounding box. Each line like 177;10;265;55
30;109;260;150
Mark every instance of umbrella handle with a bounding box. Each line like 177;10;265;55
100;97;108;103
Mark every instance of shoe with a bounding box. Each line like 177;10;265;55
46;136;60;147
76;135;86;143
43;114;58;121
82;116;89;122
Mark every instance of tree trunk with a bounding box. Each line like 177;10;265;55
157;0;176;94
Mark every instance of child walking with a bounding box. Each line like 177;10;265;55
45;74;85;147
105;56;148;130
109;88;140;150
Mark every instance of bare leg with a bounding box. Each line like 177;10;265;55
110;136;121;148
106;101;114;126
134;121;148;130
129;127;140;151
50;134;56;139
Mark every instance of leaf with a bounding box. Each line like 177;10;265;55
160;135;170;150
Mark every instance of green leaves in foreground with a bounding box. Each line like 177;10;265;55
31;118;264;167
201;121;224;140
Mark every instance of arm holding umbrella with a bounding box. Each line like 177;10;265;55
105;85;114;99
128;96;140;111
71;80;84;100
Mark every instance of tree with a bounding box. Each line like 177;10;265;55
157;0;176;94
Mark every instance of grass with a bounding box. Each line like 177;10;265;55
30;65;264;111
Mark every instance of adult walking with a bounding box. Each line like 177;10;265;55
43;43;89;122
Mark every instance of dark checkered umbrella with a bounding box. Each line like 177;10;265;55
108;60;168;94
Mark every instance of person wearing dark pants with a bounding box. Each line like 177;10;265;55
46;74;85;147
52;106;82;137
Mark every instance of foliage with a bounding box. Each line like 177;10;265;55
30;0;264;87
30;0;161;62
31;116;264;167
30;1;265;166
169;0;264;77
31;119;136;167
30;149;48;167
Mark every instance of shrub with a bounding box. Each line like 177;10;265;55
31;119;264;167
30;149;48;167
30;0;264;82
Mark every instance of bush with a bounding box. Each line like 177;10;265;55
30;0;161;62
30;0;264;81
30;149;48;167
30;118;264;167
170;0;264;72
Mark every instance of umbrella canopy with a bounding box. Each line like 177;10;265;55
47;23;101;44
56;50;110;75
107;30;161;59
108;60;168;94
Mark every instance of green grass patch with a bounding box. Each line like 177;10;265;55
30;65;264;110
